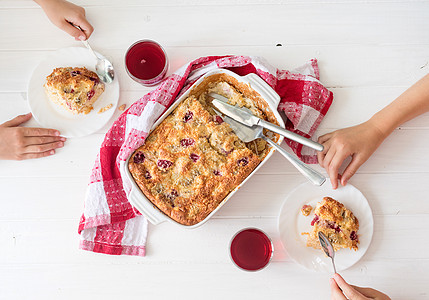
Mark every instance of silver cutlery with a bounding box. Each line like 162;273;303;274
318;231;337;273
210;93;324;152
216;111;326;186
75;26;114;84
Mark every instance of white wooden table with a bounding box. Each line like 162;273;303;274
1;1;428;299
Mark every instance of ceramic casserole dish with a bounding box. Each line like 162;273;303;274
122;68;285;228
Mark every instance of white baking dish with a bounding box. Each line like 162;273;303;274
123;69;285;228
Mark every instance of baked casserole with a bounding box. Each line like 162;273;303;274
128;73;280;225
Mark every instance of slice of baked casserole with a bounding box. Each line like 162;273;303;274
303;197;359;251
44;67;104;114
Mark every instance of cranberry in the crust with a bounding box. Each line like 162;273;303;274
183;111;193;122
157;159;173;170
180;138;195;148
133;152;145;164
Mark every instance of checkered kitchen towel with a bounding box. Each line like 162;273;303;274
78;55;333;256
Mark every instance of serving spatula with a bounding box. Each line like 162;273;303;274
215;110;326;186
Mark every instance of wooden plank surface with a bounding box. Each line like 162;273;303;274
0;0;428;299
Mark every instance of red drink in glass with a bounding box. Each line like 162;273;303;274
229;228;273;271
125;40;168;86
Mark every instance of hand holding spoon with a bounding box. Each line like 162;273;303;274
75;26;114;84
318;231;337;273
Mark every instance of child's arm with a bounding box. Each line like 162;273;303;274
330;273;391;300
34;0;93;40
318;74;429;189
0;113;66;160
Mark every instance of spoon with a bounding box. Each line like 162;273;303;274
75;26;114;84
318;231;337;273
216;110;326;186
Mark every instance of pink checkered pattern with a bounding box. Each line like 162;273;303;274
78;55;333;256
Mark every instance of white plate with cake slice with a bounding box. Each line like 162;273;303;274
27;47;119;138
278;179;374;272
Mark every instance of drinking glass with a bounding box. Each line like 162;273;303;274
125;40;169;86
229;228;273;271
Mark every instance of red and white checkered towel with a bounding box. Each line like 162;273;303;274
78;55;333;256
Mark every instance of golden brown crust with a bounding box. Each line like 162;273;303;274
44;67;104;114
303;197;360;251
128;75;280;226
189;73;279;128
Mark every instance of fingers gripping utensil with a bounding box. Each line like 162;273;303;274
81;39;114;84
216;110;326;186
318;231;337;273
210;93;324;152
75;26;114;84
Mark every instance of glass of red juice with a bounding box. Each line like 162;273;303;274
125;40;168;86
229;228;273;271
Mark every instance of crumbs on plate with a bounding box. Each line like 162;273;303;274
98;103;113;114
301;204;313;216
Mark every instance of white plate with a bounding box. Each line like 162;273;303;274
278;179;373;272
27;47;119;137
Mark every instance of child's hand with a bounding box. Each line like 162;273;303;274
37;0;94;40
0;113;66;160
330;273;391;300
317;120;386;189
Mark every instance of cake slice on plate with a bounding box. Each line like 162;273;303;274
44;67;104;114
303;197;359;251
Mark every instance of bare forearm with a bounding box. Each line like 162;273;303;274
318;74;429;189
33;0;93;40
370;74;429;138
33;0;54;8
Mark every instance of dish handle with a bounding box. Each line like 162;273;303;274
128;186;166;225
244;73;281;108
